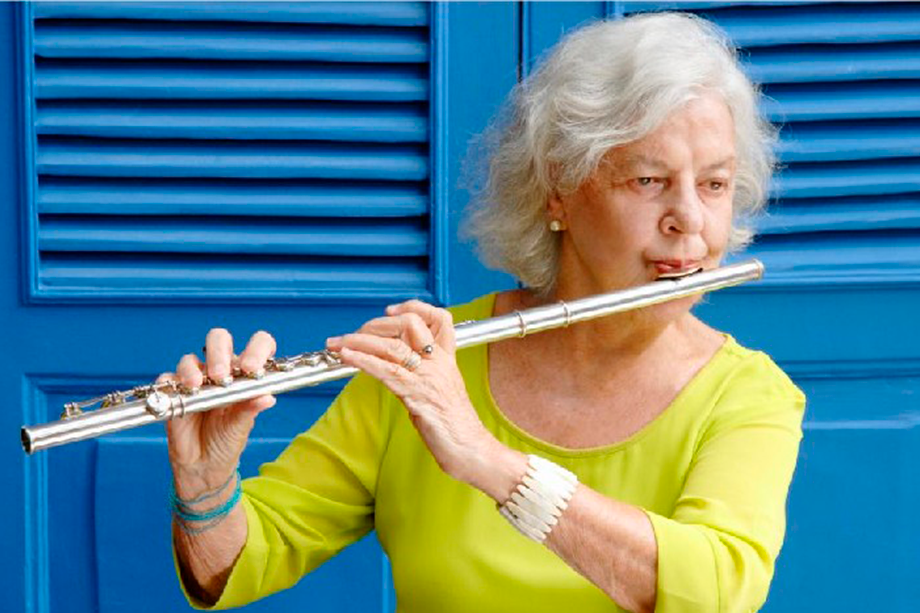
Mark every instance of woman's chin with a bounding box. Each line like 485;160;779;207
643;295;700;325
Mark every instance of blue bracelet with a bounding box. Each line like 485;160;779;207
170;470;242;523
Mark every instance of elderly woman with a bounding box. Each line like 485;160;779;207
166;12;804;613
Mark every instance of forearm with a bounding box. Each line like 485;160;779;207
172;471;248;606
545;484;658;613
467;441;658;613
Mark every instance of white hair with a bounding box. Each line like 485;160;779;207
463;12;776;295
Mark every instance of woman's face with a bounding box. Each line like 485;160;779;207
549;93;736;320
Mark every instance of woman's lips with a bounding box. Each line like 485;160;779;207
652;260;704;279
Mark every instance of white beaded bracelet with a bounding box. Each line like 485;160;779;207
498;454;578;544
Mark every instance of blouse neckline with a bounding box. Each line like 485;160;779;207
473;292;738;458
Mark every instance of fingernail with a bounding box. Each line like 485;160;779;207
326;336;341;347
219;376;233;387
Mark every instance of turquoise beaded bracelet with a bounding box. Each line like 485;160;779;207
169;469;241;525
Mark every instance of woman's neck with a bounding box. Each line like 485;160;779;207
496;287;703;383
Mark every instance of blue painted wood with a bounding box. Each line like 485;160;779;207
37;139;429;180
39;217;429;256
630;2;920;46
747;42;920;83
443;2;518;305
36;101;429;142
756;194;920;234
95;439;388;613
35;23;429;63
38;178;429;217
5;4;519;613
33;2;431;27
762;82;920;122
37;61;430;101
25;1;439;303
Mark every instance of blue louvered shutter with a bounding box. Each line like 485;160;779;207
623;1;920;286
27;2;434;301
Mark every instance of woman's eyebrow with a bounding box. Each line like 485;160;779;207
701;157;736;172
621;154;669;170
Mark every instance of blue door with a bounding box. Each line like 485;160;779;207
525;2;920;611
5;2;919;613
4;3;517;612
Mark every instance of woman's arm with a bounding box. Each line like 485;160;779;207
332;301;804;613
463;441;659;613
466;386;803;613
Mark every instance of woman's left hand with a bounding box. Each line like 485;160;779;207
325;300;496;484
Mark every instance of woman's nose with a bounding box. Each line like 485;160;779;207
660;180;705;235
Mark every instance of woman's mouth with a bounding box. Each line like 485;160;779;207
652;260;704;280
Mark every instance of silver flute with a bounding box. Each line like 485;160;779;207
21;259;764;454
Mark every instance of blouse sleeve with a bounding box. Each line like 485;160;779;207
645;353;806;613
174;371;394;610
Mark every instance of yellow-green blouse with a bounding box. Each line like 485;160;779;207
178;293;806;612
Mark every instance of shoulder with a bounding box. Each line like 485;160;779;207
717;338;805;406
699;337;806;436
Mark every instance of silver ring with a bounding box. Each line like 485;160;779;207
514;310;528;338
421;344;434;356
403;351;422;371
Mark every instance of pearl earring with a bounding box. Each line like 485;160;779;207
549;220;564;232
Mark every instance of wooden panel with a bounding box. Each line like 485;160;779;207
95;439;390;613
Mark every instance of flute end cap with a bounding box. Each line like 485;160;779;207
21;427;34;455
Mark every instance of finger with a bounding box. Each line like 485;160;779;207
332;333;417;368
205;328;234;383
176;353;205;389
386;300;455;351
355;316;404;338
338;347;414;402
239;330;277;377
395;312;438;357
230;394;277;416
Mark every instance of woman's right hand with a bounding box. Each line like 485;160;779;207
163;328;277;499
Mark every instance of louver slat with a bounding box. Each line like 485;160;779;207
773;159;920;199
777;121;920;163
701;4;920;47
30;2;434;300
763;82;920;121
40;255;429;293
38;139;429;181
36;101;427;142
757;194;920;234
748;231;920;285
746;43;920;83
34;21;429;63
39;217;428;256
33;2;430;27
36;60;428;102
38;178;428;217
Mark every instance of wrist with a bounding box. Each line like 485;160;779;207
171;463;238;502
459;436;528;503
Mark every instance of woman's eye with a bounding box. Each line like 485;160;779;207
637;177;654;186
